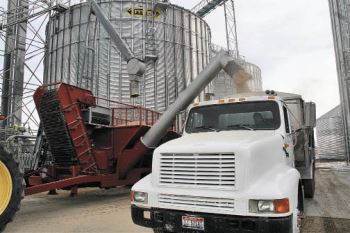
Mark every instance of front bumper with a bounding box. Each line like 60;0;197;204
131;205;293;233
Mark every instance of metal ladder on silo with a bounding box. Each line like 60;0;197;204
78;11;97;90
144;0;169;61
144;0;157;61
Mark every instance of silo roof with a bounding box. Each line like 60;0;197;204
317;105;341;121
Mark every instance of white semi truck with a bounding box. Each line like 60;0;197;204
130;53;316;233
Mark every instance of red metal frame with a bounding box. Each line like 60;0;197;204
34;83;98;173
95;96;162;127
26;83;178;196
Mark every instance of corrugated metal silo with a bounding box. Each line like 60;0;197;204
44;0;211;113
316;105;346;160
328;0;350;163
210;44;262;99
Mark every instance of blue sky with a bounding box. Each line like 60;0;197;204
174;0;339;117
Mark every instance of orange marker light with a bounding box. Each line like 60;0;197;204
218;99;225;104
228;98;235;103
193;102;199;107
268;96;276;100
274;198;289;213
239;97;246;102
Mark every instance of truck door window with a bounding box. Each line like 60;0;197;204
283;106;290;133
186;112;204;129
284;99;303;131
185;101;281;133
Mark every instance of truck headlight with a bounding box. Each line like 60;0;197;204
131;191;148;204
258;200;275;212
249;198;289;213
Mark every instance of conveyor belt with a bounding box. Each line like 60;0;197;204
38;89;77;167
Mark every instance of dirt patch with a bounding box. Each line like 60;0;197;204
4;188;152;233
302;163;350;233
302;216;350;233
305;165;350;219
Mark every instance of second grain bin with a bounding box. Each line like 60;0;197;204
316;105;346;160
210;44;262;99
44;0;211;112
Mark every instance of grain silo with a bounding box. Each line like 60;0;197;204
316;105;346;160
210;44;262;99
328;0;350;163
44;0;211;113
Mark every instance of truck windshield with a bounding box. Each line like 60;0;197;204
185;101;281;133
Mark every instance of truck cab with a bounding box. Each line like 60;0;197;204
131;91;316;233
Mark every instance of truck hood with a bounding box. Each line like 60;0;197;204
153;130;289;193
156;130;279;153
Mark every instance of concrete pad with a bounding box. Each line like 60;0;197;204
302;162;350;233
4;188;151;233
305;162;350;219
3;162;350;233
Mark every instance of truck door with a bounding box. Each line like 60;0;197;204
283;98;308;168
283;105;295;165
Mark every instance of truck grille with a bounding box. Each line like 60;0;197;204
159;194;235;211
159;153;236;188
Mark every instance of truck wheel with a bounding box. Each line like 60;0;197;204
296;209;302;233
303;162;315;198
296;182;305;233
0;147;24;232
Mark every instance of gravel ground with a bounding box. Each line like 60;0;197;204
4;188;151;233
3;162;350;233
301;162;350;233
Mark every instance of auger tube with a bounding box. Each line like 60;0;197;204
88;0;145;77
141;51;242;149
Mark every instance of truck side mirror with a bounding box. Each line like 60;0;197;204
304;102;316;128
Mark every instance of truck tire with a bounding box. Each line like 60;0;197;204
303;162;315;198
0;147;24;232
296;182;304;233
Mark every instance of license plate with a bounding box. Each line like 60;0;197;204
182;215;205;231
